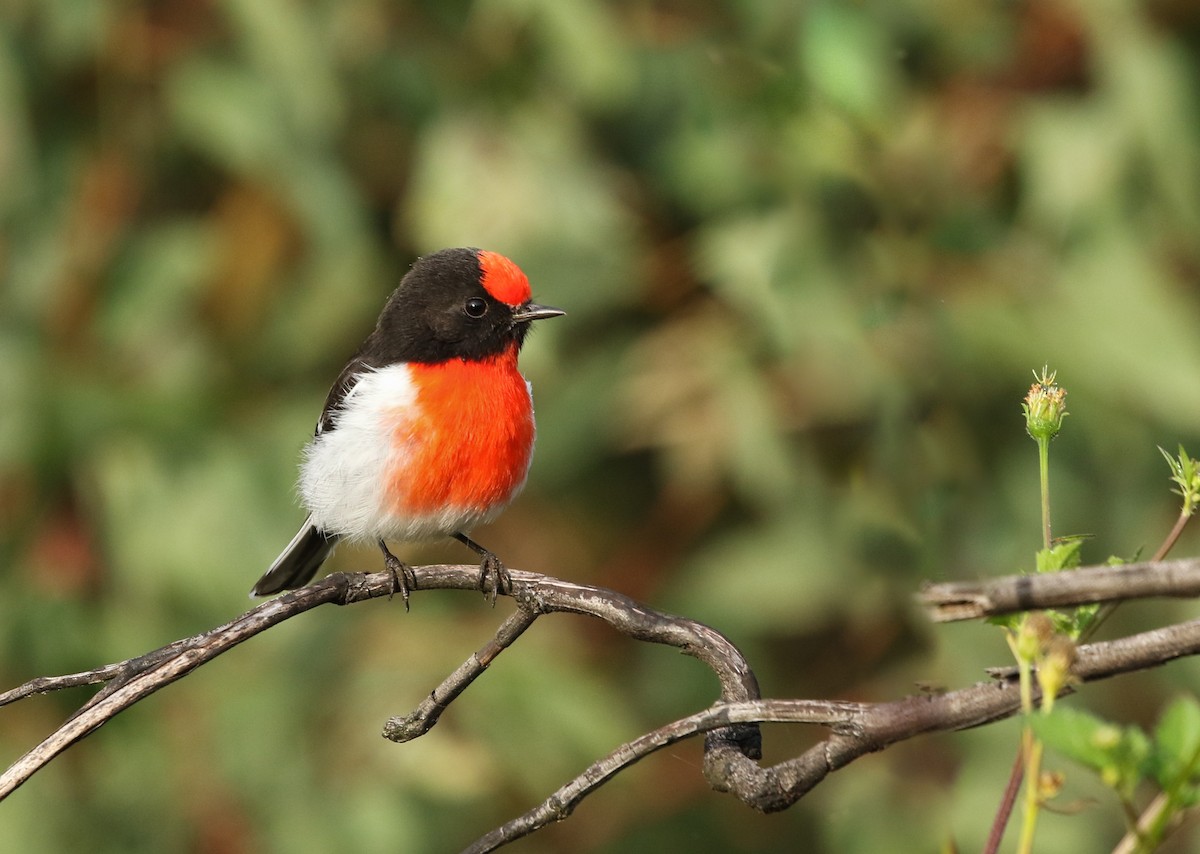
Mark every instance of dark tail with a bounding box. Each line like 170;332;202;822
251;517;338;597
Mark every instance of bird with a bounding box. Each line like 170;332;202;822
251;247;564;604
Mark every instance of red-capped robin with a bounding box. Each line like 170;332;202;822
251;247;564;603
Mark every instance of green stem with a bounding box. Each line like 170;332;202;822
1017;729;1043;854
1017;654;1033;715
1010;633;1042;854
1136;744;1200;851
1138;791;1173;853
1038;436;1051;550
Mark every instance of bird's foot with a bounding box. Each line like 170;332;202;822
378;540;415;611
477;550;511;606
453;532;511;606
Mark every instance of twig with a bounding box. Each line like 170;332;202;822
919;558;1200;622
1153;514;1191;564
465;698;867;854
383;608;539;741
0;664;126;706
382;570;765;746
1086;510;1192;642
0;572;381;800
985;747;1025;854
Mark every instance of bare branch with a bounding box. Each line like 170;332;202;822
467;617;1200;852
381;571;766;795
0;665;125;706
465;699;867;854
6;556;1200;852
0;573;373;800
0;565;763;806
919;558;1200;622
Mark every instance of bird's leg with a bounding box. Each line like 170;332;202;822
378;540;415;611
452;532;510;605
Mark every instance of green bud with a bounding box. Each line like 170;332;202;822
1012;612;1054;664
1023;366;1068;441
1035;636;1077;712
1160;445;1200;517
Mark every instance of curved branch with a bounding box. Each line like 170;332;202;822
0;566;762;804
466;617;1200;852
465;698;867;854
382;574;761;747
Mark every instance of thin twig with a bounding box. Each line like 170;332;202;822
0;665;126;707
0;573;375;800
919;558;1200;622
464;699;868;854
1153;514;1191;564
383;608;539;742
1085;511;1191;643
985;747;1025;854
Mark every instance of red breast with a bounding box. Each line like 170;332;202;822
386;343;535;516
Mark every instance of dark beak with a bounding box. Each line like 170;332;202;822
511;302;566;323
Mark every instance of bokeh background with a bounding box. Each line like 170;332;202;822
3;1;1200;851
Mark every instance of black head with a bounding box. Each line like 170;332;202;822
360;248;564;366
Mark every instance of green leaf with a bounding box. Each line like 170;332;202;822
987;613;1022;632
1154;696;1200;761
1066;603;1102;639
1149;696;1200;794
1031;707;1150;799
1035;537;1085;573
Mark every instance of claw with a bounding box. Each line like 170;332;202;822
478;551;512;606
453;532;511;606
378;540;414;612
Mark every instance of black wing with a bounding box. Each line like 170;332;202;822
314;354;374;435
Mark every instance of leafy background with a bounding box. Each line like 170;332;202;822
2;1;1200;851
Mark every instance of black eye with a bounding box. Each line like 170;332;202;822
464;297;488;318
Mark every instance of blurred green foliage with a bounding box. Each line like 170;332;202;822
2;1;1200;851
